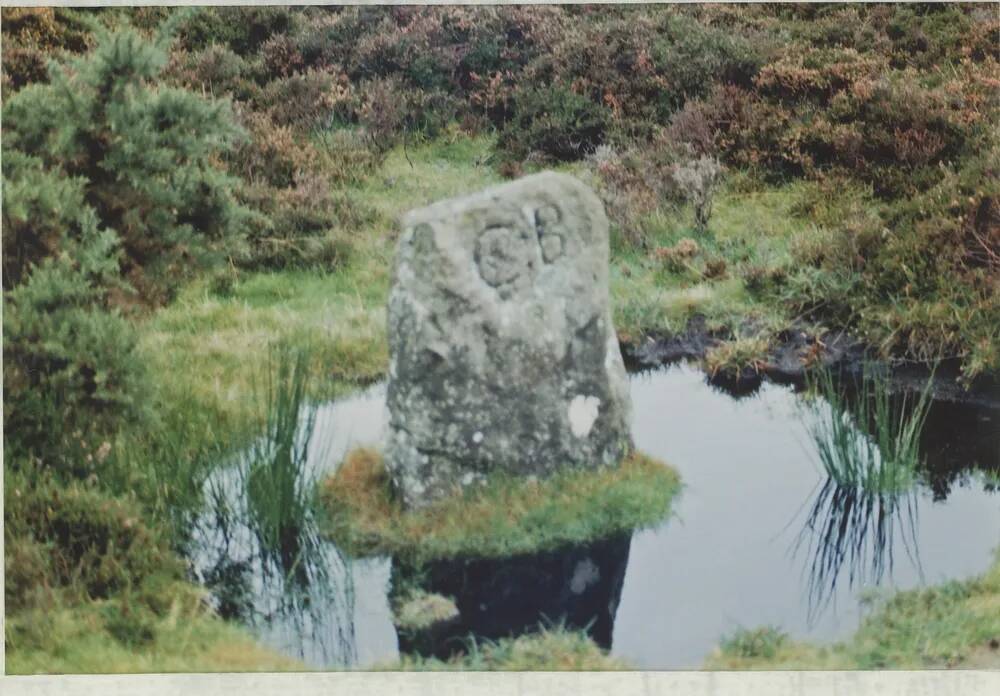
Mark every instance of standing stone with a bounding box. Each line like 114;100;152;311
385;172;632;508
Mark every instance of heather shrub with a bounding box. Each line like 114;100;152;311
164;44;258;101
0;7;93;91
858;151;1000;371
228;108;320;189
259;33;305;78
647;11;762;112
586;145;662;248
314;128;386;186
258;69;342;133
237;175;371;271
176;6;297;55
585;129;691;247
497;83;611;162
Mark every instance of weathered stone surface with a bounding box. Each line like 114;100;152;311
385;171;632;508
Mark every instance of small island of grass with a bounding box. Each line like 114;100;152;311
319;448;681;564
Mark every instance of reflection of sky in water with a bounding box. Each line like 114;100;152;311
614;364;1000;668
190;366;999;670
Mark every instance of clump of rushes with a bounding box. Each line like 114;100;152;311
805;366;933;493
240;344;323;571
319;449;680;564
704;335;770;379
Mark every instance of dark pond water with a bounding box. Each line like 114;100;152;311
189;363;999;669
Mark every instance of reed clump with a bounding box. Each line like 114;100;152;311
804;366;933;494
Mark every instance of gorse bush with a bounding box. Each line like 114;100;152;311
2;24;254;304
2;228;149;471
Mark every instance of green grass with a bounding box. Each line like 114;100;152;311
136;133;502;436
706;550;1000;670
387;625;629;671
5;594;305;674
607;180;845;351
320;448;681;564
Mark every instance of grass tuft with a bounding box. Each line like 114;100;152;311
704;335;771;378
718;626;789;661
241;344;321;563
804;366;933;493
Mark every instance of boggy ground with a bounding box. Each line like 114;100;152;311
137;137;1000;671
6;134;999;673
5;6;997;674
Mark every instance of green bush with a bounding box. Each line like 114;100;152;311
2;230;149;470
497;84;611;162
648;12;762;114
2;25;254;304
176;6;297;55
4;467;182;610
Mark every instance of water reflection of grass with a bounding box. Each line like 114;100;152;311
795;479;922;620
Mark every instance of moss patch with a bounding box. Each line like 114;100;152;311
319;448;681;564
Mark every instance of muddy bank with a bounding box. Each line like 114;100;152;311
621;316;1000;408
